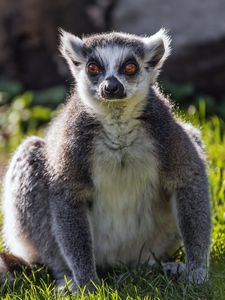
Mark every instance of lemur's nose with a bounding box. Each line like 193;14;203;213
102;76;126;99
105;77;119;94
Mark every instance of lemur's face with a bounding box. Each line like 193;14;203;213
60;30;170;108
83;46;143;101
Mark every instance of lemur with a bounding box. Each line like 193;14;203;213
1;29;211;292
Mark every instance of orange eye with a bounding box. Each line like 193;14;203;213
87;63;101;75
124;63;138;75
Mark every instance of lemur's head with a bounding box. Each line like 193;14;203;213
60;29;171;110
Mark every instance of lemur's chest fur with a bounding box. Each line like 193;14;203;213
89;110;180;267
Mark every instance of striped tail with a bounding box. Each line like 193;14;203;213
0;252;31;283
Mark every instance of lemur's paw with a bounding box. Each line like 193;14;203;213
185;267;208;285
161;262;185;275
56;277;99;295
55;277;78;295
160;262;208;284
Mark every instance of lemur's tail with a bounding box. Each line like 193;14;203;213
0;252;31;282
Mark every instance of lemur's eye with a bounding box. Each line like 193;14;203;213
124;63;138;75
87;63;102;75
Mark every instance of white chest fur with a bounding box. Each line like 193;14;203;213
90;111;180;267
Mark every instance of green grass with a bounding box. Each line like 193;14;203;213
1;99;225;299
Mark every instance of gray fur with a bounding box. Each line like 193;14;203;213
1;30;211;291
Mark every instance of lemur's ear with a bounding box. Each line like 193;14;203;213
59;29;86;75
142;28;171;69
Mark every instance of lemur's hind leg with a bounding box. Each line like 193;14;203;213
2;137;71;286
3;137;46;264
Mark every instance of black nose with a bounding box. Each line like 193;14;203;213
101;76;125;99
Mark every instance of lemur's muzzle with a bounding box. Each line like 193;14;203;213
100;76;126;100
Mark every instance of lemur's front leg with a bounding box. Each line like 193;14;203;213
50;187;98;292
175;172;211;284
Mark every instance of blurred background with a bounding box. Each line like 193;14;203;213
0;0;225;159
